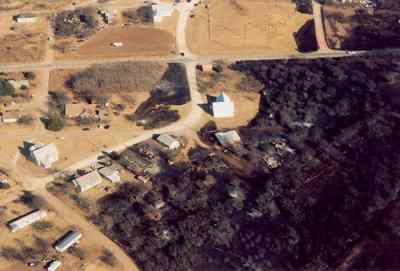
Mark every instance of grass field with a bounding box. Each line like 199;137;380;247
187;0;312;56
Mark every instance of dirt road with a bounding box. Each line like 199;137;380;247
312;0;333;52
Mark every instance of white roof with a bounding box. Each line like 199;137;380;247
152;3;174;22
47;260;62;271
212;92;234;118
157;134;180;148
98;167;120;183
30;143;59;169
54;230;82;252
73;171;102;192
215;130;241;146
8;209;47;232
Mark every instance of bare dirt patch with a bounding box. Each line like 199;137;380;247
187;0;312;56
0;16;47;63
65;26;175;59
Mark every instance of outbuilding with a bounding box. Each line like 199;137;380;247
1;111;20;123
8;209;47;232
212;92;235;118
46;260;62;271
25;142;59;169
215;130;241;146
54;230;82;253
98;167;120;183
156;134;180;150
73;171;103;192
152;3;174;23
8;80;30;89
14;14;38;23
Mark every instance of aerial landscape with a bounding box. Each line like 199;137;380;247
0;0;399;270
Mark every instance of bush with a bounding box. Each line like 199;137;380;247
0;79;15;97
45;114;65;132
23;72;36;80
99;249;117;266
0;182;10;190
18;114;35;125
123;5;154;23
17;191;47;209
31;221;53;232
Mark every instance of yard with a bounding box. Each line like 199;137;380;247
186;0;312;56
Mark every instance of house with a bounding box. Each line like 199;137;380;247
72;171;103;192
152;3;174;23
99;10;116;24
14;14;38;23
46;260;62;271
25;141;59;169
200;64;214;73
7;80;30;89
98;167;120;183
8;209;47;232
54;230;82;253
211;92;235;118
1;111;20;123
215;130;241;146
64;103;96;119
156;134;180;150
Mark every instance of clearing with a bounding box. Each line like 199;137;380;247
187;0;312;56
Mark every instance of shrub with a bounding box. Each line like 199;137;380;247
23;72;36;80
31;221;53;232
0;79;15;97
45;114;65;132
99;249;117;266
18;114;35;125
17;191;47;209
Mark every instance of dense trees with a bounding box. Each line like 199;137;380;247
96;55;400;271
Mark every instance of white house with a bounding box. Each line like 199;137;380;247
27;142;59;169
98;167;120;183
215;130;241;146
47;260;62;271
73;171;103;192
156;134;180;150
15;14;38;23
54;230;82;253
212;92;235;118
152;2;174;23
8;209;47;232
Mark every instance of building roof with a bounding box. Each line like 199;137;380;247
54;230;82;253
152;3;174;22
157;134;180;148
212;92;235;118
8;209;47;232
2;111;20;120
8;80;30;89
30;143;59;169
47;260;62;271
215;130;241;146
16;13;36;19
73;171;102;192
98;167;120;183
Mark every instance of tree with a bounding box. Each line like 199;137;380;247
0;79;15;96
45;114;65;131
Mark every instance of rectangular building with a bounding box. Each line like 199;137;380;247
8;209;47;232
98;167;120;183
54;230;82;253
73;171;102;192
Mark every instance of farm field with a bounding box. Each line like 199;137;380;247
187;0;312;56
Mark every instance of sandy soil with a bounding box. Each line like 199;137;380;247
186;0;312;56
0;0;74;11
69;26;175;59
0;15;48;63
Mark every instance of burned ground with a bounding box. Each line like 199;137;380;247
95;55;400;271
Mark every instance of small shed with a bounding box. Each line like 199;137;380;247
98;167;120;183
73;171;103;192
1;111;20;123
14;14;38;23
215;130;241;146
156;134;180;150
54;230;82;253
46;260;62;271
